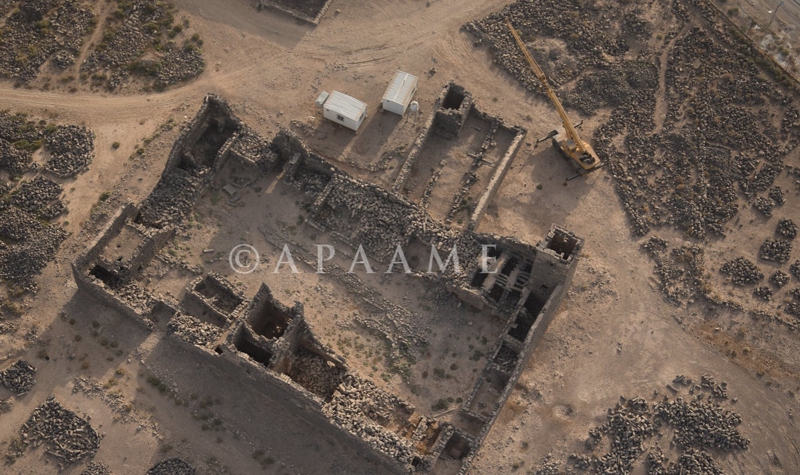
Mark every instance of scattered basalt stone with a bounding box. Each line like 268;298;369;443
0;0;96;82
8;397;100;464
80;461;112;475
146;458;196;475
81;0;205;91
0;360;36;395
10;176;63;217
464;0;792;243
576;376;748;474
720;257;763;286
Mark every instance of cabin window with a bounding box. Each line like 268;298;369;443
337;114;344;121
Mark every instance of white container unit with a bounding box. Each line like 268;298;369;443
381;71;419;115
321;91;367;132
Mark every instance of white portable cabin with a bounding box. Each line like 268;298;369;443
320;90;368;132
381;71;419;115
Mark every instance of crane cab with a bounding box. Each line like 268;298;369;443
551;126;602;173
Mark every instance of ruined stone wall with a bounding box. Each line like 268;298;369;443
105;225;174;285
257;0;335;25
159;94;241;179
468;126;526;229
392;99;440;192
73;203;138;275
434;83;473;139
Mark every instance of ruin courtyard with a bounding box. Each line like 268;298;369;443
1;0;800;474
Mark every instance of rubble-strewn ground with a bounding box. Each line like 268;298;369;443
0;0;205;92
0;0;800;474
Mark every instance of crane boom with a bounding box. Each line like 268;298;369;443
505;18;601;173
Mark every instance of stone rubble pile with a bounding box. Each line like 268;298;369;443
463;0;628;93
652;397;748;452
80;461;112;475
44;125;94;177
291;349;344;400
157;47;204;86
146;458;196;475
0;207;67;291
293;166;331;197
698;374;727;399
10;176;64;217
0;360;36;395
759;239;792;263
754;196;775;217
13;397;101;464
770;270;790;288
0;397;13;413
0;139;32;176
647;447;723;475
777;218;798;239
324;375;417;467
720;257;763;285
753;286;773;301
138;168;203;228
167;313;222;347
768;186;786;205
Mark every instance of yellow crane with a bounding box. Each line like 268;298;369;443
506;18;602;177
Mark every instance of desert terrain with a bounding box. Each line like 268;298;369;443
0;0;799;474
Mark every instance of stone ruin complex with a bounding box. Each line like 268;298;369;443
72;93;583;474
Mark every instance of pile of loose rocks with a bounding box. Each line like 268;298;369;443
0;360;36;395
754;196;775;217
0;207;67;291
324;374;417;467
80;461;112;475
146;458;196;475
770;270;790;288
777;218;798;239
760;239;792;263
11;397;100;464
138;168;202;228
291;349;345;400
156;46;204;86
10;176;64;217
167;313;222;347
44;125;94;177
720;257;763;285
754;285;773;301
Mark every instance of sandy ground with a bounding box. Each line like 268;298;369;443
1;0;800;474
